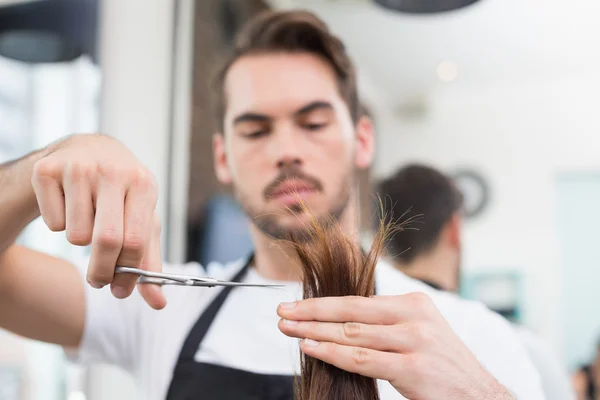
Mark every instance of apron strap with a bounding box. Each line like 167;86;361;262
177;253;254;361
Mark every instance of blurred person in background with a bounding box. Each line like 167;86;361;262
572;340;600;400
376;163;575;400
0;9;546;400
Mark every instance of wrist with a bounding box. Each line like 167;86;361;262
0;147;50;252
480;379;515;400
464;370;514;400
12;148;49;213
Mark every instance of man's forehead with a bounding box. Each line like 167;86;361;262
224;53;342;115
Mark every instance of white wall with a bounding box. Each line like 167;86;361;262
372;74;600;359
0;55;100;400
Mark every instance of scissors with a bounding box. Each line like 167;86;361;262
115;266;285;288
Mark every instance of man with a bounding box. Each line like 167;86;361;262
377;163;575;400
0;10;544;400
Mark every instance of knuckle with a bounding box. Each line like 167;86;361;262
64;161;86;181
351;347;371;366
406;292;433;310
32;158;60;180
122;233;146;255
409;323;435;346
96;230;123;250
130;167;157;192
46;218;65;232
97;163;119;181
343;322;362;339
129;167;149;186
66;229;92;245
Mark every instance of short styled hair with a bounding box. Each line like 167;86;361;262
376;164;464;263
211;10;359;131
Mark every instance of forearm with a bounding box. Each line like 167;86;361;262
481;382;516;400
0;149;48;253
0;245;85;348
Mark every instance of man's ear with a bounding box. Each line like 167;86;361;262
213;133;232;184
354;115;375;169
446;213;462;249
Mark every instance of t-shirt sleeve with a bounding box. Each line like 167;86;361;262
464;303;547;400
65;255;145;374
515;327;575;400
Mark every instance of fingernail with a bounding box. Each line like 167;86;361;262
282;319;298;325
111;285;128;299
303;338;320;347
280;302;297;309
87;279;104;289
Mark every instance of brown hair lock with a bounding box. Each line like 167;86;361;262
281;198;405;400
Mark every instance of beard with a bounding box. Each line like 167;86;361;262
234;167;354;242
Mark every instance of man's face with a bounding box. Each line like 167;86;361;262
213;52;373;240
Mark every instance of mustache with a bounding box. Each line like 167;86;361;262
263;167;323;199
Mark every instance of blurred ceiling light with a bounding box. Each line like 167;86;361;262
0;0;98;64
373;0;483;14
436;61;458;82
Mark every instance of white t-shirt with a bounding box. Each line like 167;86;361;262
513;325;575;400
68;257;546;400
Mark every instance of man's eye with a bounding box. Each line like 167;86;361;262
304;123;326;131
245;130;268;138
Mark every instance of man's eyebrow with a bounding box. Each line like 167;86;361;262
232;101;333;125
232;113;271;126
294;101;334;116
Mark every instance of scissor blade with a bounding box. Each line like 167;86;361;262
189;281;285;288
136;276;283;288
117;268;286;289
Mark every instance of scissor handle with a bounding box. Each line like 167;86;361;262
115;266;218;284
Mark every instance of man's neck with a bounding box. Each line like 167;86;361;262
394;249;459;292
250;201;359;281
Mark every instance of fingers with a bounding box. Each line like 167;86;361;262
88;171;125;289
63;162;94;245
277;296;400;325
278;320;413;353
31;159;66;231
137;213;166;310
277;292;435;325
299;339;402;383
110;171;157;298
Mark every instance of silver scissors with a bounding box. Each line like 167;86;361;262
115;266;285;288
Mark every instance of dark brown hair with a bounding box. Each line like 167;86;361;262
283;200;402;400
212;9;359;132
376;164;464;263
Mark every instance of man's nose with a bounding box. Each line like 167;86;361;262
274;128;303;169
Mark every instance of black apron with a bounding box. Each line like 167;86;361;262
166;253;377;400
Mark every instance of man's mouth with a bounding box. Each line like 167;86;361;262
267;179;318;205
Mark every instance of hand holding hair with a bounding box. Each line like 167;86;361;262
277;201;514;400
278;293;513;399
